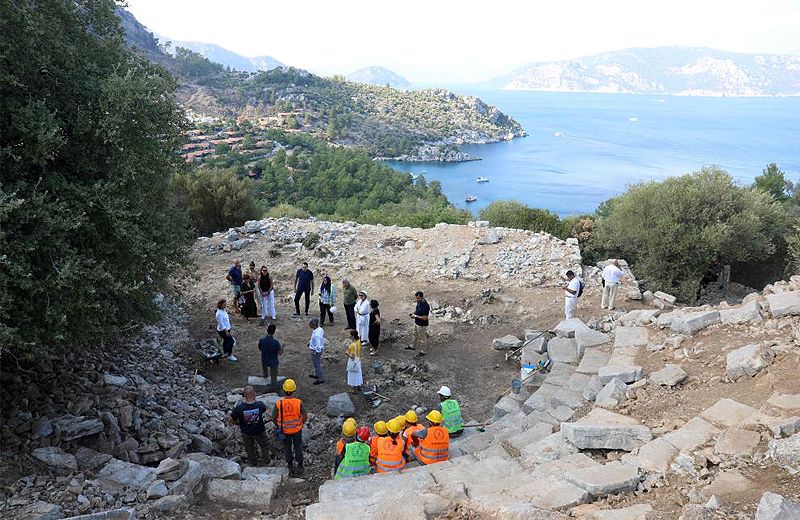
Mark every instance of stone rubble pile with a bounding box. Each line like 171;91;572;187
0;314;301;519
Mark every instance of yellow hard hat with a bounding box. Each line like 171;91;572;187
344;417;357;427
342;421;357;437
374;421;388;435
395;415;407;429
386;418;402;434
405;410;418;423
426;410;443;424
283;379;296;392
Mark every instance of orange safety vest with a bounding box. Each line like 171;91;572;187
414;426;449;465
277;398;303;434
369;434;386;465
403;424;424;450
375;436;406;473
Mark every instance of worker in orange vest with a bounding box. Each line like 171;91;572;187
411;410;450;465
402;410;424;451
272;379;307;476
375;418;408;473
370;420;388;466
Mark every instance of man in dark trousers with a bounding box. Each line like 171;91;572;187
342;277;358;331
272;379;308;476
258;323;283;394
293;262;314;318
406;291;430;357
228;385;269;466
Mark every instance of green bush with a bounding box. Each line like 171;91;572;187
478;200;563;236
265;203;311;219
0;0;191;353
593;167;788;301
172;168;262;236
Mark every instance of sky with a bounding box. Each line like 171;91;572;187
125;0;800;82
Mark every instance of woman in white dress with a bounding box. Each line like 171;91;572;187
346;329;363;392
355;290;370;346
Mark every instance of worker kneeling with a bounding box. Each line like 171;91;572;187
334;427;371;479
375;419;408;473
410;410;450;465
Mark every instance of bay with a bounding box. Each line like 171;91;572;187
383;87;800;216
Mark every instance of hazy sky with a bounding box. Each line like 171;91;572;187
126;0;800;82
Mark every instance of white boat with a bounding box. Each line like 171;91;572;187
629;117;639;122
657;99;666;103
465;194;477;203
476;176;489;183
554;131;562;137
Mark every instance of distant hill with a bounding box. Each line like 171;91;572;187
346;66;411;89
488;46;800;97
157;37;284;72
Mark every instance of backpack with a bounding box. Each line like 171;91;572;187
576;280;585;298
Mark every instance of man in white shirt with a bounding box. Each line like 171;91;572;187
601;260;624;310
308;318;325;385
564;270;581;319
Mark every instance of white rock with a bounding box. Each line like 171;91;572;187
595;378;627;408
766;291;800;318
755;491;800;519
649;364;687;386
598;365;643;384
726;344;774;381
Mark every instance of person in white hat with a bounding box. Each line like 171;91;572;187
437;386;464;437
355;289;371;347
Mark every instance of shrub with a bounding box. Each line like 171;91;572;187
0;0;191;353
478;200;562;236
593;167;788;301
172;168;262;236
265;203;311;219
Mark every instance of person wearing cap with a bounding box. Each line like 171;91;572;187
272;379;307;476
342;278;358;331
335;418;358;459
375;418;408;473
355;290;371;346
601;260;624;310
438;386;464;437
395;414;407;433
402;410;424;451
228;385;269;466
370;421;388;466
335;426;371;479
410;410;450;465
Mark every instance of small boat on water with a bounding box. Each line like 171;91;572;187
554;131;562;137
465;194;477;203
476;176;489;183
629;117;639;122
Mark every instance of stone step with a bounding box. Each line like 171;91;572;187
561;421;652;451
563;461;641;498
206;478;276;509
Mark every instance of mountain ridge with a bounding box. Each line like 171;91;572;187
156;36;285;72
488;46;800;97
346;66;411;89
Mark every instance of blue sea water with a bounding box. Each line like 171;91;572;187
383;88;800;216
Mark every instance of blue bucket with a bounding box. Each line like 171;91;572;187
511;378;522;394
373;362;384;375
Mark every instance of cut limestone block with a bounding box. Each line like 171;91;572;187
595;378;627;408
206;479;276;508
765;416;800;438
766;291;800;318
657;310;686;328
576;349;611;375
701;469;751;499
561;422;652;451
520;432;579;467
661;417;719;452
613;327;649;348
242;466;290;485
32;447;78;472
671;311;720;335
726;344;774;381
493;334;523;350
326;393;355;417
767;393;800;410
543;362;576;387
97;459;157;489
649;364;687;386
755;491;800;520
621;438;677;473
653;291;677;305
715;428;760;457
578;408;642;426
185;453;241;480
565;372;593;394
575;329;612;354
719;300;762;325
583;504;655;520
504;422;555;454
547;337;580;364
563;461;641;497
700;399;761;428
598;365;642;384
531;453;599;479
493;394;522;419
247;375;285;393
768;432;800;473
553;318;591;338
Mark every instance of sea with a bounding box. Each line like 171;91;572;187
382;87;800;216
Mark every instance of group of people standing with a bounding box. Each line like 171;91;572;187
563;260;625;320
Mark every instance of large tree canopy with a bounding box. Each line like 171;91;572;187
593;167;788;301
0;0;190;352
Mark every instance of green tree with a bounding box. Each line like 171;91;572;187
753;163;790;202
0;0;191;353
172;168;262;236
478;200;563;236
593;167;788;301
